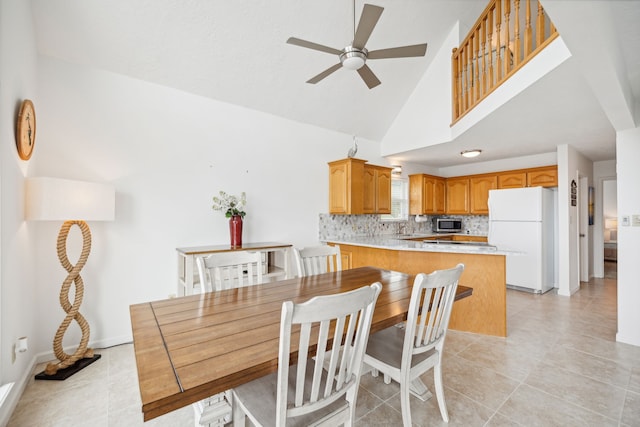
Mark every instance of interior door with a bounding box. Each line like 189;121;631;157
579;176;589;282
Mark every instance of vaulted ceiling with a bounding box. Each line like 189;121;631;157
30;0;640;168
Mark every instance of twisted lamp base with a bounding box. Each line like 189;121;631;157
35;220;100;380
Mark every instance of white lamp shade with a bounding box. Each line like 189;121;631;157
605;218;618;229
26;177;115;221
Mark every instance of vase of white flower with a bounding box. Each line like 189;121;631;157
212;191;246;247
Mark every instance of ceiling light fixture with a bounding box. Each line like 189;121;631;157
391;165;402;175
340;47;367;70
461;149;482;158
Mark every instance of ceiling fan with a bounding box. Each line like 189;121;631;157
286;3;428;89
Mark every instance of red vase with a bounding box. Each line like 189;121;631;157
229;215;243;247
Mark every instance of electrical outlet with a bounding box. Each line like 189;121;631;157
621;216;630;226
632;215;640;227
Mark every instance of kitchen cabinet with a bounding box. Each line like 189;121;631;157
527;166;558;187
497;171;527;188
363;164;392;214
328;158;366;214
328;242;507;337
446;177;470;214
340;247;353;270
498;166;558;189
452;234;488;242
469;175;497;214
433;235;454;241
409;174;445;215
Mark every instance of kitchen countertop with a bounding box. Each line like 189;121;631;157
324;234;518;255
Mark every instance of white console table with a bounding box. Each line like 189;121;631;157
176;242;293;296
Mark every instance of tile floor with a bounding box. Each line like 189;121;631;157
9;263;640;426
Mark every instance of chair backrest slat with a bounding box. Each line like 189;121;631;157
277;282;382;423
196;251;264;293
294;245;342;277
404;264;464;363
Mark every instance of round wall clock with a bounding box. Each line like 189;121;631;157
16;99;36;160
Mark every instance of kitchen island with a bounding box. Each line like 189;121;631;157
325;235;510;337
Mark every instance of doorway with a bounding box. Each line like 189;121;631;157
602;179;617;279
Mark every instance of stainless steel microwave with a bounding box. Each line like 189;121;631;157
433;218;463;233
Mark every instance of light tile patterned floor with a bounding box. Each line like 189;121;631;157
9;263;639;426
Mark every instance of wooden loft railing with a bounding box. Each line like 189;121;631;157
451;0;558;123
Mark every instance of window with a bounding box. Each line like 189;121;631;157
382;178;408;221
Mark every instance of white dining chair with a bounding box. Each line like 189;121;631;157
293;244;341;277
231;282;382;427
196;250;264;293
363;263;464;427
192;250;265;427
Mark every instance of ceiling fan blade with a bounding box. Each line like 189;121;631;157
368;43;428;59
352;4;384;49
307;63;343;84
357;64;381;89
286;37;342;55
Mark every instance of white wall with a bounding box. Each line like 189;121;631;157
0;0;40;421
380;22;457;155
31;56;396;354
616;127;640;347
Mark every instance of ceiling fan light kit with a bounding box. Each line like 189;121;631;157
286;3;427;89
340;47;367;70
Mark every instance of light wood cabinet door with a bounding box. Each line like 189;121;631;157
376;167;392;214
362;166;376;213
470;175;497;214
363;165;392;214
340;250;353;270
409;174;445;214
432;177;446;213
409;174;424;215
446;178;469;214
527;166;558;187
498;172;527;189
452;235;488;242
328;158;366;214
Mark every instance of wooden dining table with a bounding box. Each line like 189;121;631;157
130;266;472;421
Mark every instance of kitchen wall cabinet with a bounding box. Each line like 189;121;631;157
446;178;470;214
408;165;558;217
527;166;558;187
409;174;445;215
469;175;497;214
328;158;366;214
363;164;392;214
497;172;527;189
498;166;558;189
328;158;391;214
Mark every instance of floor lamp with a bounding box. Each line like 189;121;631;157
26;177;115;380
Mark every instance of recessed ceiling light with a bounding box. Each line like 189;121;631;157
461;149;482;158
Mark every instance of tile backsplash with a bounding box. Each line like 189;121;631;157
319;214;488;240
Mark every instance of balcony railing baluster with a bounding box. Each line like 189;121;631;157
451;0;558;123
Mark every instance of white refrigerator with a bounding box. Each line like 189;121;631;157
488;187;556;293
